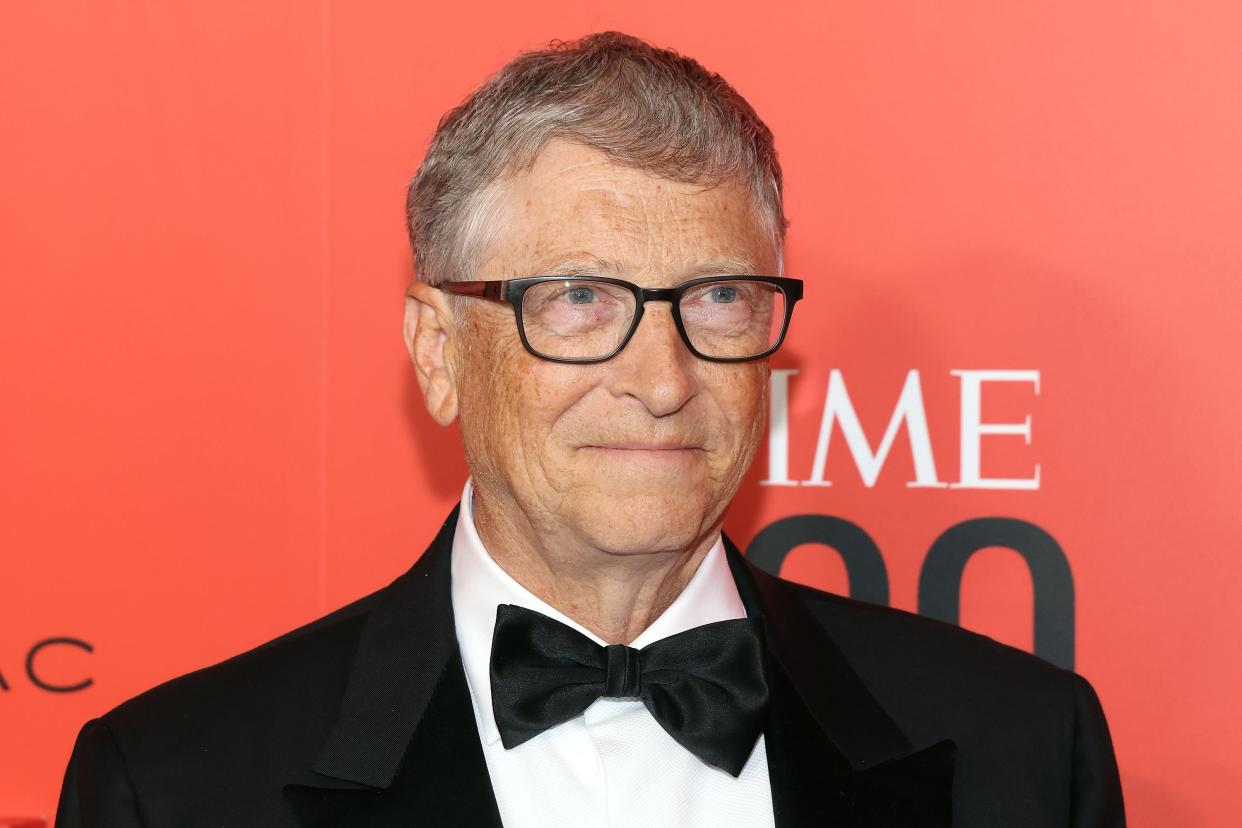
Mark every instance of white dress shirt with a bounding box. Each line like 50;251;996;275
450;478;776;827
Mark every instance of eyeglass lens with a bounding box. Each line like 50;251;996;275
519;279;788;360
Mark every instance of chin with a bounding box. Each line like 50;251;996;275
565;490;716;555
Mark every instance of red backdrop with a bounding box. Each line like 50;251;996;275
2;1;1240;824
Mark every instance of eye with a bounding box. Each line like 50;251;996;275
708;285;738;303
565;286;597;304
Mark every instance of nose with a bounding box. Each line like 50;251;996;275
604;302;698;417
603;304;700;417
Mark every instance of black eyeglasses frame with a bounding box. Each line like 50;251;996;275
421;274;803;364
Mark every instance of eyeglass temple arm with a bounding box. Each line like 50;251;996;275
430;280;506;302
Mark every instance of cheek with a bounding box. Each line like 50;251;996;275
699;367;767;484
711;365;768;441
454;316;531;460
466;341;598;470
513;367;579;434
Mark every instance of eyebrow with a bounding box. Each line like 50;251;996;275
530;254;623;278
528;254;763;279
686;256;764;277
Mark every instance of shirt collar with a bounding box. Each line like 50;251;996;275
449;477;747;746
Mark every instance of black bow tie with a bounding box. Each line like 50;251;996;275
488;603;770;777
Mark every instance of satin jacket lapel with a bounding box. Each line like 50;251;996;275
724;535;957;828
283;505;503;827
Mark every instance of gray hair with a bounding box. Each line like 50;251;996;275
405;31;788;286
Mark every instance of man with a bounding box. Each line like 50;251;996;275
56;31;1125;827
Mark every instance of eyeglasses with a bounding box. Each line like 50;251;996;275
419;275;803;364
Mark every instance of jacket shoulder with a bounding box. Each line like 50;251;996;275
777;576;1085;707
98;582;387;760
763;575;1124;824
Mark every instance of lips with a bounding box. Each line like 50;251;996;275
593;444;705;449
586;442;703;451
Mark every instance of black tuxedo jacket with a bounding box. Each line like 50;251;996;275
57;505;1125;827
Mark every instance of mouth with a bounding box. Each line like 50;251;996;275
577;442;709;479
580;444;706;467
583;441;705;452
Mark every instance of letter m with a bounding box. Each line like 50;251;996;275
805;369;943;488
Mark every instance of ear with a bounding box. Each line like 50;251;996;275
403;281;460;426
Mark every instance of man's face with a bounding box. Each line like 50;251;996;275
444;139;778;556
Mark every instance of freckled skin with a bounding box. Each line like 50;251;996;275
404;138;779;643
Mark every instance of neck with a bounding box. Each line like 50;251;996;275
470;484;719;645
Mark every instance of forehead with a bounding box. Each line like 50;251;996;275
478;138;776;280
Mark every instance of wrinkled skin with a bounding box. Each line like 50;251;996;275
403;138;779;642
